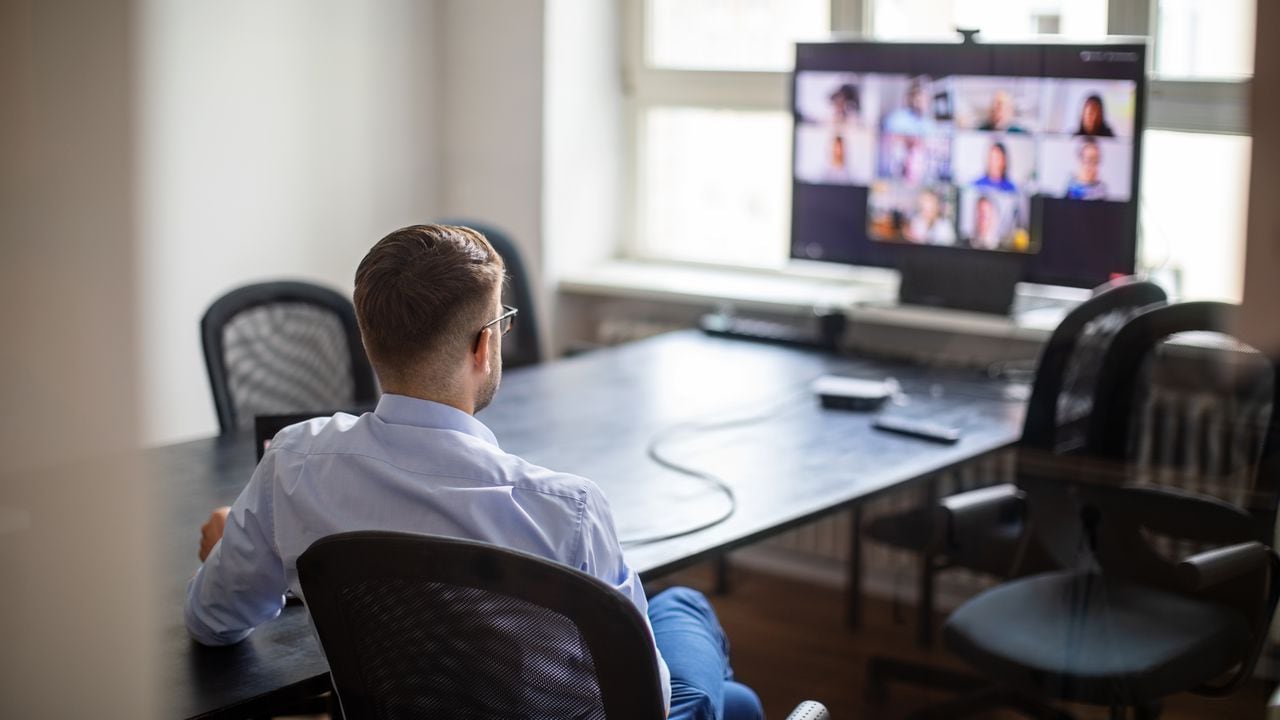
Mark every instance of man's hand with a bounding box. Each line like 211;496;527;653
199;506;231;562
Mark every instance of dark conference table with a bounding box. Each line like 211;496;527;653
156;330;1025;718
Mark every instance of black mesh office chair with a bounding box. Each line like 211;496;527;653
438;219;543;368
863;277;1169;645
201;280;378;435
298;532;830;720
914;301;1280;718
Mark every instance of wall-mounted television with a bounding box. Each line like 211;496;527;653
791;40;1146;291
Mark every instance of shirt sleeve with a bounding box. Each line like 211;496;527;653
184;451;288;646
577;482;672;714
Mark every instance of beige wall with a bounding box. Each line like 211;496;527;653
0;0;156;716
1240;0;1280;356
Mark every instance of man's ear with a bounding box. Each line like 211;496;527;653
472;327;493;371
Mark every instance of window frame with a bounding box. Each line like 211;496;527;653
621;0;1252;264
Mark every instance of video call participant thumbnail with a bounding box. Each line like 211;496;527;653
972;142;1017;193
979;90;1026;133
1066;137;1108;200
969;195;1002;250
1076;94;1115;137
883;77;934;136
903;187;957;246
830;83;861;125
959;190;1031;252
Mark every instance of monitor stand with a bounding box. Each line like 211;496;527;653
896;245;1025;316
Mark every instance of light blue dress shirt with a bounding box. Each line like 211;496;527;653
184;393;671;708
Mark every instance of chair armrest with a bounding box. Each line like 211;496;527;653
1177;541;1271;591
935;483;1024;551
785;700;830;720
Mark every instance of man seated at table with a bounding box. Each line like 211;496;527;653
184;224;763;720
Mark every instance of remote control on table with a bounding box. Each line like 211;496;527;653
872;415;962;444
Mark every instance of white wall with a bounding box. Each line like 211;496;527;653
543;0;626;351
138;0;443;444
137;0;555;445
437;0;549;351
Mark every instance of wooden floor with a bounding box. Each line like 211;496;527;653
661;563;1272;720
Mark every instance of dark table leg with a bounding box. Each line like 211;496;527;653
917;476;939;647
847;505;864;628
714;553;731;595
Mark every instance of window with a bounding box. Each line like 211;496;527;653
1153;0;1254;79
625;0;1254;299
872;0;1109;41
647;0;829;71
1139;131;1251;301
639;108;791;267
625;0;832;268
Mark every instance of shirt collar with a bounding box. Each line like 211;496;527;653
373;394;499;447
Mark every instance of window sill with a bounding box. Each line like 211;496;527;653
559;258;892;311
557;259;1078;343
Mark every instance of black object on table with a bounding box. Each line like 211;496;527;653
699;309;846;351
157;330;1023;719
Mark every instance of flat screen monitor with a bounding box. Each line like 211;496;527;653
790;40;1146;289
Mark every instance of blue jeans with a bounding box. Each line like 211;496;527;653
648;587;764;720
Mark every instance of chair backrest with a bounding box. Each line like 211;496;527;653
1087;301;1280;544
1013;301;1274;681
438;219;543;368
1020;276;1169;454
1012;278;1167;570
297;532;666;720
1001;301;1280;695
1069;301;1280;690
201;281;378;435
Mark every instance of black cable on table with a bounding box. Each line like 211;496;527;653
620;385;816;546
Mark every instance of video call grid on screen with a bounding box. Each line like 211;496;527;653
790;42;1146;288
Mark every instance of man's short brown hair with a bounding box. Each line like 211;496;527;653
354;224;505;380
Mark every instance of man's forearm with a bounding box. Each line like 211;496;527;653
184;571;256;646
